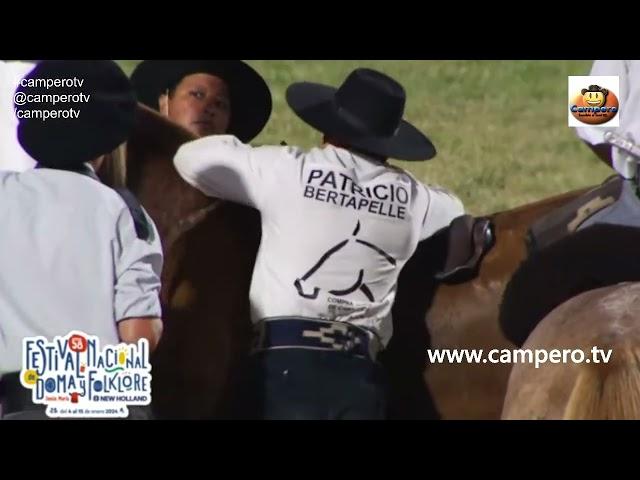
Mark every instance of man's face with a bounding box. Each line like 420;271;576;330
159;73;231;137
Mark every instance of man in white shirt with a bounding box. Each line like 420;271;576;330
570;61;640;231
575;60;640;179
0;60;37;171
0;60;164;420
174;67;464;419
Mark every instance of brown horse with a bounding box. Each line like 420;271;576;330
101;105;260;419
499;224;640;419
385;187;590;419
110;104;596;419
502;283;640;419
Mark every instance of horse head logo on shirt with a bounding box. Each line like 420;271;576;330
294;220;397;302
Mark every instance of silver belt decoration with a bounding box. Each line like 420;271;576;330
604;131;640;186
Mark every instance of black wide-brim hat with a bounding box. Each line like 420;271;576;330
286;68;436;162
130;60;272;143
16;60;137;169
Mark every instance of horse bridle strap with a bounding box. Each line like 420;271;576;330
164;200;222;252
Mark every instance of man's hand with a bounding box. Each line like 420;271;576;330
604;131;640;179
118;317;163;352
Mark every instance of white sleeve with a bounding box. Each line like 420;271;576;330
420;184;465;241
0;61;37;172
112;206;163;321
173;135;298;209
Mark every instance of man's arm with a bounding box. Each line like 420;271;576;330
173;135;298;208
113;206;164;352
419;184;466;241
118;317;163;352
575;60;632;173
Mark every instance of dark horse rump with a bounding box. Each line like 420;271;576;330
499;223;640;347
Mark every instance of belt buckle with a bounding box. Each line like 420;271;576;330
302;321;356;353
304;321;369;357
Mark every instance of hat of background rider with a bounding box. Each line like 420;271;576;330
16;60;137;169
286;67;436;161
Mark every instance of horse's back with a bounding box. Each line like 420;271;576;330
421;189;587;419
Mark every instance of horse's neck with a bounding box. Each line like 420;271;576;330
126;143;214;250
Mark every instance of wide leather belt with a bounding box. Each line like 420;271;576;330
252;317;382;360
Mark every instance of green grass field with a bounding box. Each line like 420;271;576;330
118;60;611;215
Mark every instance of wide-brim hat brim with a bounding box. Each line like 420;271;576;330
17;60;137;169
130;60;272;143
286;82;436;161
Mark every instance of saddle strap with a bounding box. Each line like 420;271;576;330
113;187;151;242
527;175;623;253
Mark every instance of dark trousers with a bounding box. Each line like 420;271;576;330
0;372;46;420
237;349;388;420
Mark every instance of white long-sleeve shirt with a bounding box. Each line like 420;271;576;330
0;61;37;172
174;136;464;346
0;167;163;374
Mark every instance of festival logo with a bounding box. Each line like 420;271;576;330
20;331;151;418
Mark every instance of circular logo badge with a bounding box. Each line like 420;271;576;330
570;84;619;125
68;334;87;352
